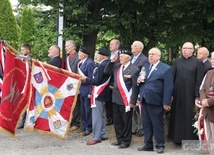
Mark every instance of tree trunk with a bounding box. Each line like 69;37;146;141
83;0;102;59
83;31;98;59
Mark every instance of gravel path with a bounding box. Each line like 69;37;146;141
0;124;198;155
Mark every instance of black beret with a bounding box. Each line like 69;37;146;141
97;47;109;56
119;49;132;56
79;46;89;55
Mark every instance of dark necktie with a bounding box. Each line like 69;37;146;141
147;64;153;78
149;64;153;72
79;62;82;68
122;66;125;71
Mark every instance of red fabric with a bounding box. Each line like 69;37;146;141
116;66;129;106
0;48;31;135
27;61;80;139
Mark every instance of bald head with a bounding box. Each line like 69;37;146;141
148;47;161;64
197;47;209;61
109;39;120;52
182;42;194;58
131;41;144;56
48;45;60;58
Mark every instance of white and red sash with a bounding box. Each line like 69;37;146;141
117;65;132;112
194;101;209;152
66;56;73;72
90;77;110;108
195;101;207;141
77;61;85;76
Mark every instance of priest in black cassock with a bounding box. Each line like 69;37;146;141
168;42;204;144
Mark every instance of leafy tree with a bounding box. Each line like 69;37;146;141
0;0;18;48
20;7;35;50
18;0;214;61
16;4;58;61
31;8;58;61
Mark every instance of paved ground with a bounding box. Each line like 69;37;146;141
0;123;200;155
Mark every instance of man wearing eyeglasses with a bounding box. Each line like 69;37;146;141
168;42;204;144
137;47;173;154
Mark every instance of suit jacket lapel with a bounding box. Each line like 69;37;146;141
134;57;140;66
123;64;131;74
148;62;162;79
80;58;87;70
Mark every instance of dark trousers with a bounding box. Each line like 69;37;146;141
142;101;165;149
113;103;133;146
105;89;113;123
19;111;26;127
80;96;92;132
71;95;81;127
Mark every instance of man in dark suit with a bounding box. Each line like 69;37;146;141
48;45;63;68
104;49;140;149
65;40;80;73
197;47;212;75
137;47;173;154
65;40;81;131
130;40;149;137
131;41;149;69
78;46;95;136
105;39;121;126
81;47;110;145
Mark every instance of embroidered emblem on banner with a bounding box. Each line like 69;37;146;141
67;84;73;91
53;120;62;129
34;72;43;83
44;96;53;109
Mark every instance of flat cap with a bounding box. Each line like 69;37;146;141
79;46;89;55
119;49;132;56
97;47;109;56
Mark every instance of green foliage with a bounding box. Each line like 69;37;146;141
17;0;214;62
20;7;35;49
0;0;18;48
31;8;58;61
96;31;119;50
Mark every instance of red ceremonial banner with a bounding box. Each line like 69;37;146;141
25;60;81;140
0;46;31;135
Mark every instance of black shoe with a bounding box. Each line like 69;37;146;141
77;128;85;133
111;141;121;146
83;130;91;136
136;131;144;137
106;118;113;126
157;147;164;154
137;145;153;151
118;143;129;149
